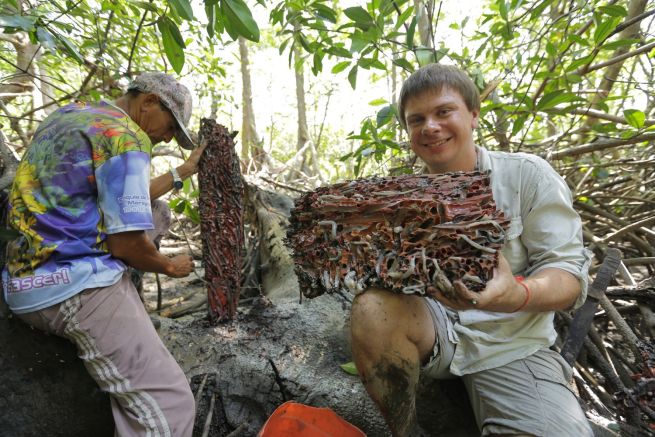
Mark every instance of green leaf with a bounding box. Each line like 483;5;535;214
325;46;352;58
221;0;260;42
598;5;627;17
296;33;312;52
348;65;358;89
395;5;413;31
600;38;639;51
591;122;618;134
354;156;362;177
167;17;186;47
0;14;37;31
376;104;395;127
434;48;448;62
593;17;620;45
5;0;18;11
127;0;159;12
331;61;350;74
415;47;435;67
158;18;185;73
278;37;290;55
623;109;645;129
392;58;414;72
314;3;337;23
53;32;85;65
205;3;216;38
183;177;192;194
220;3;239;39
565;73;582;84
172;198;187;214
536;90;580;110
406;15;417;47
545;41;557;58
567;34;589;47
168;0;194;20
36;27;57;50
312;50;323;75
529;0;549;19
565;54;594;72
184;203;200;224
358;57;384;70
498;0;508;21
511;114;528;136
344;6;374;30
620;129;638;139
368;98;387;106
349;32;368;53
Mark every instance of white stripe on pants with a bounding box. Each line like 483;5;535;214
17;274;195;437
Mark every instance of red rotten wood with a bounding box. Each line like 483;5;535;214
198;119;244;324
287;172;509;300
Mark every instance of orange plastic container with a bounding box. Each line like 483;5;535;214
258;401;366;437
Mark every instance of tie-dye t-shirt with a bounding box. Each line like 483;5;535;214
2;100;154;313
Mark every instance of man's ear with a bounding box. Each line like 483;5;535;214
471;109;480;129
142;93;160;108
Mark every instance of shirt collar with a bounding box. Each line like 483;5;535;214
475;145;491;172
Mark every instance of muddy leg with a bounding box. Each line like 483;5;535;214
351;289;436;437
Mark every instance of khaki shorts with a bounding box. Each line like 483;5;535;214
421;298;592;436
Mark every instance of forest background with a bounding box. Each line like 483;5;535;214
0;0;653;260
1;1;655;434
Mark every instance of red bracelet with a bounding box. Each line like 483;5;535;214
511;276;531;312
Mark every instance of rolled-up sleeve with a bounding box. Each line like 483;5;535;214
520;159;591;309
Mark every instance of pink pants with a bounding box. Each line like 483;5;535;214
17;274;195;437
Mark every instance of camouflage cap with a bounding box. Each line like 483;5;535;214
128;73;195;149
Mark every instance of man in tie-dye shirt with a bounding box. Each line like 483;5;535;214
3;73;206;436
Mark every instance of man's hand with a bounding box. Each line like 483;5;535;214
166;254;195;278
149;141;209;200
108;231;195;278
430;252;526;312
177;140;208;179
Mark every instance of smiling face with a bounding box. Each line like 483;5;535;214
404;86;479;174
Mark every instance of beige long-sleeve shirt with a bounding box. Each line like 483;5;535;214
447;146;592;376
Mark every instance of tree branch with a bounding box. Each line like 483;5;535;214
0;53;70;95
600;215;655;244
127;3;151;76
0;100;29;147
608;8;655;39
530;8;597;104
547;132;655;159
582;41;655;75
0;32;19;44
0;128;19;190
571;108;655;126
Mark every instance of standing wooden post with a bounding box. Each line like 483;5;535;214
198;119;244;324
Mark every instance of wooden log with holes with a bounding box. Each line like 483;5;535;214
197;119;245;324
287;172;510;300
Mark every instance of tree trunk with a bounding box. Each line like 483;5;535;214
293;31;311;177
413;0;434;48
0;32;38;105
244;183;299;302
238;36;264;171
583;0;648;129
